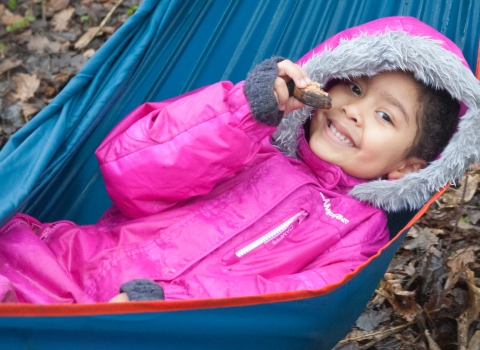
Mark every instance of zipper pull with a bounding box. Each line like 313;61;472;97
221;209;308;266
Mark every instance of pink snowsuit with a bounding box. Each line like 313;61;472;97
0;78;388;303
12;15;474;303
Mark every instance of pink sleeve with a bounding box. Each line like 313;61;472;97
96;81;276;219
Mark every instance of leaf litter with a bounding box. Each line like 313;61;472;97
0;0;141;147
1;1;479;349
336;171;480;349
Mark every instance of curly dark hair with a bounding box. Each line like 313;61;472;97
407;80;460;162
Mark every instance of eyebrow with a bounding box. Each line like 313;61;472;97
384;93;410;124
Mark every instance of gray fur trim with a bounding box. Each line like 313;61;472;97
244;57;285;126
272;31;480;211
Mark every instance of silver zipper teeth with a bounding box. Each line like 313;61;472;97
235;211;304;258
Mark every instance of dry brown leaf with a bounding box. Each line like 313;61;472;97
389;297;422;322
447;247;479;272
467;331;480;350
46;0;70;13
404;227;439;251
460;174;480;202
456;269;480;350
1;14;24;26
52;7;75;31
53;71;73;83
15;29;33;44
440;174;480;207
12;73;40;101
44;85;56;97
83;48;95;58
450;220;480;233
378;275;422;322
424;330;442;350
27;35;61;54
444;247;479;291
19;102;40;118
0;57;22;76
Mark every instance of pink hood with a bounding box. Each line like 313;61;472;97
273;16;480;211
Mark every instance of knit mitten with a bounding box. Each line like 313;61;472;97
243;57;288;127
119;278;165;301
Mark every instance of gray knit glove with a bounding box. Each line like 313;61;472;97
243;57;287;126
120;279;165;301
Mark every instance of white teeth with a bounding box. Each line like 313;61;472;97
329;123;354;147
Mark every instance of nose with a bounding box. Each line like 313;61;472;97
342;102;363;126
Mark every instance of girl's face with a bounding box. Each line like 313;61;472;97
309;71;424;180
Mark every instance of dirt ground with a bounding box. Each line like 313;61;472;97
1;1;479;349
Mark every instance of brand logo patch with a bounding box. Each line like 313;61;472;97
320;192;349;224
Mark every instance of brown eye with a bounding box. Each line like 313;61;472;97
378;111;393;124
349;83;361;95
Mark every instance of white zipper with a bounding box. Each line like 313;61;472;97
235;210;307;258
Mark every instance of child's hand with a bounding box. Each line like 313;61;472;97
275;60;311;115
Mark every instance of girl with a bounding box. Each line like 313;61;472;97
0;16;477;303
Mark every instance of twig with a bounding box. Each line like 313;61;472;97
42;0;46;22
449;175;469;244
338;322;414;343
77;0;125;49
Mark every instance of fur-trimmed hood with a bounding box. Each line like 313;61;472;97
273;16;480;212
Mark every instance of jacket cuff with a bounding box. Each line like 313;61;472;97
243;57;286;126
120;279;165;301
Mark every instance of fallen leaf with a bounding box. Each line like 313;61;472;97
389;297;422;322
355;309;390;332
404;228;439;251
53;71;73;83
424;291;452;315
15;29;33;44
450;220;480;233
456;268;480;350
52;7;75;31
404;262;416;276
18;102;40;118
440;174;480;207
460;174;480;203
0;58;22;76
46;0;70;13
83;48;95;58
424;330;442;350
447;247;479;273
27;35;61;54
12;73;40;101
467;210;480;225
44;85;56;97
1;14;24;26
467;331;480;350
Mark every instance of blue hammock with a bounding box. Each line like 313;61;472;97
0;1;478;349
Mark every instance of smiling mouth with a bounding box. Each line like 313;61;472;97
328;122;355;147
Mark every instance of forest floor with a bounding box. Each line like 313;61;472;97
1;1;479;349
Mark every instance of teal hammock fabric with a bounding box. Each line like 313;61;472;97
0;1;478;349
1;0;478;225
